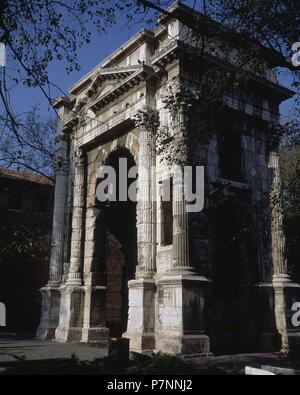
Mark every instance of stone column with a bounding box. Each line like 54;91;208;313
172;165;191;272
169;105;193;273
36;131;69;340
269;150;289;280
134;107;158;278
55;147;86;342
123;106;158;353
156;104;211;355
67;148;86;285
269;148;300;352
49;135;70;285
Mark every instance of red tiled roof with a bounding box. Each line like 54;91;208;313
0;168;54;186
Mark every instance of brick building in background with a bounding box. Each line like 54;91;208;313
0;169;54;334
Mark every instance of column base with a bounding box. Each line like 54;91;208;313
81;327;110;346
123;278;156;353
36;285;61;341
81;284;109;351
155;274;211;355
55;285;84;343
155;334;211;356
123;332;155;354
273;275;300;353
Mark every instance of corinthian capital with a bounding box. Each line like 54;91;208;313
54;156;69;175
74;147;85;168
133;106;160;134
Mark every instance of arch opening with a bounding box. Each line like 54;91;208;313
210;201;260;355
95;148;137;338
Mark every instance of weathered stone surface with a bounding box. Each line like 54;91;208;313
55;286;85;342
123;279;156;353
36;286;61;340
155;275;211;355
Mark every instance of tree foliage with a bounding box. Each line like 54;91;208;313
0;107;55;178
0;0;299;171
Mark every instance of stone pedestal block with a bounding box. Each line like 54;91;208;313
254;283;280;352
155;275;211;355
55;285;84;342
81;285;110;351
36;286;61;340
273;275;300;353
123;279;156;353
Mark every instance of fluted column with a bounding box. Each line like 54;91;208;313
171;107;192;272
134;107;158;278
269;149;290;281
172;166;190;270
48;133;69;286
67;148;86;286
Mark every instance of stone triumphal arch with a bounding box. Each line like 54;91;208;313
37;3;300;355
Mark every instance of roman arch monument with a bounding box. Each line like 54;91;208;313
37;3;300;355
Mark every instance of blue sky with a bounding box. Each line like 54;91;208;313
5;13;147;119
2;4;297;122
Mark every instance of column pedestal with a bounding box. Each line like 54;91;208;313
123;279;156;353
55;285;85;342
81;282;110;352
155;274;211;355
253;283;280;352
273;275;300;353
36;285;61;340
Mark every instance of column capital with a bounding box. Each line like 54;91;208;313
74;147;86;168
54;156;69;175
133;106;159;133
55;131;69;144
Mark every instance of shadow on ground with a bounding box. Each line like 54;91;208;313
0;337;299;375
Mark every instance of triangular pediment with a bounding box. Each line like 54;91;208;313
70;64;153;116
86;65;143;100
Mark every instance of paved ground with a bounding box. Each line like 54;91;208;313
191;353;289;375
0;336;291;375
0;337;108;364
